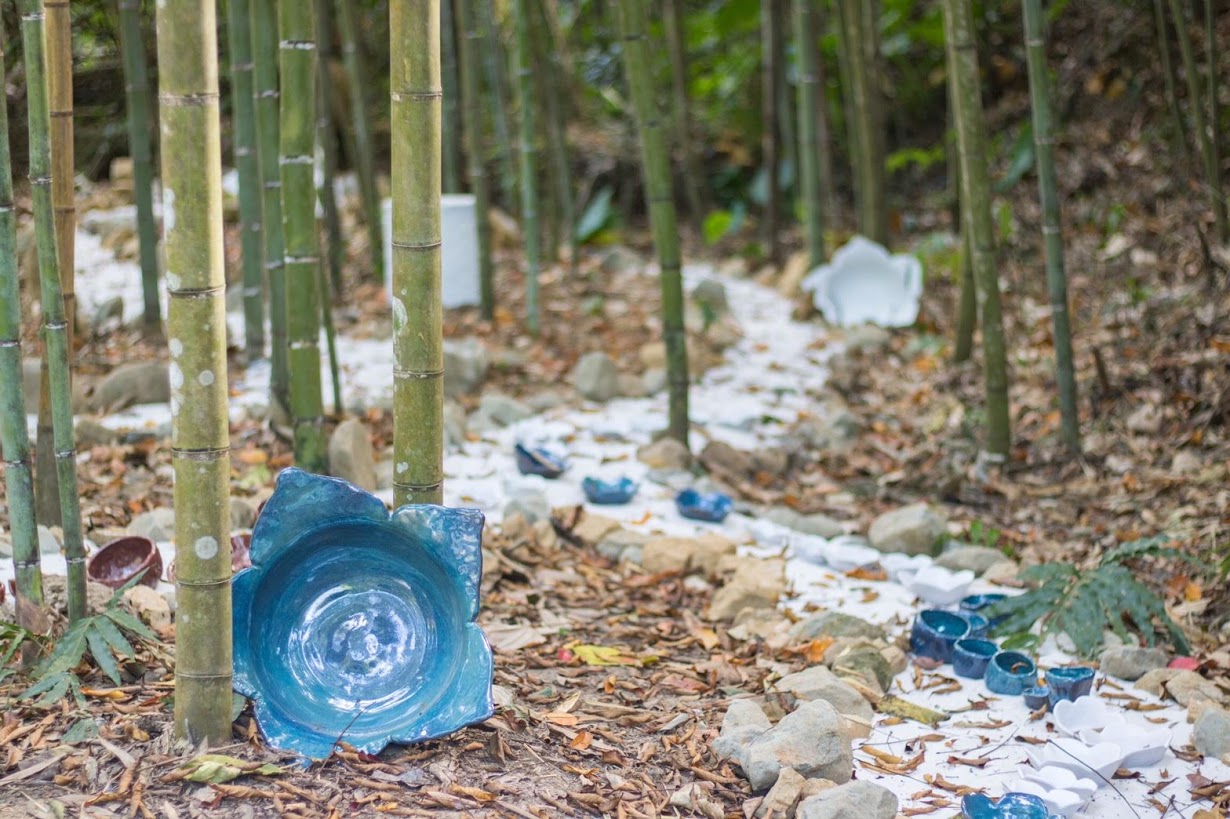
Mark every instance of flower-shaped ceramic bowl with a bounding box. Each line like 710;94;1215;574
1045;666;1095;705
514;444;566;479
1025;738;1124;783
581;477;638;505
880;552;933;584
1004;779;1088;818
985;651;1037;695
903;565;976;606
88;535;163;589
1052;696;1114;738
675;489;732;523
1017;765;1097;802
953;638;999;679
232;469;494;759
801;235;924;327
961;792;1057;819
1080;721;1170;768
910;609;970;663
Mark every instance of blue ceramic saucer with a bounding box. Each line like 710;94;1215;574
581;477;638;505
514;444;567;478
962;792;1059;819
231;469;494;759
675;489;732;523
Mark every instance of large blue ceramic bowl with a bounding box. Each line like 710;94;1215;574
675;489;733;523
910;609;970;663
962;792;1058;819
581;477;638;505
232;469;494;759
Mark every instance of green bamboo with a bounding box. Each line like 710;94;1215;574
532;0;576;273
19;0;86;624
795;0;826;267
663;0;705;230
315;0;345;298
252;0;289;418
513;0;540;333
391;0;445;506
1152;0;1192;172
335;0;385;283
616;0;689;446
441;0;463;193
458;0;494;318
0;23;44;633
478;0;518;213
280;0;327;471
949;68;976;363
318;260;344;418
837;0;887;244
118;0;161;334
1165;0;1226;245
943;0;1010;458
1202;0;1225;245
155;0;234;743
761;0;782;265
226;0;265;359
1023;0;1078;453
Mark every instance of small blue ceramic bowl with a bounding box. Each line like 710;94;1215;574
1022;685;1051;710
1046;666;1095;705
961;792;1054;819
985;650;1038;695
960;593;1009;627
514;444;567;479
581;477;638;505
909;610;970;663
957;611;990;639
952;638;999;679
675;489;732;523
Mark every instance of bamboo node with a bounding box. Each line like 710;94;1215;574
393;480;444;492
391;239;443;251
390;91;443;102
171;446;231;461
168;285;225;299
158;92;220;107
393;367;444;379
279;40;317;50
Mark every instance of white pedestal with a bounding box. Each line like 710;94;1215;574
382;194;480;309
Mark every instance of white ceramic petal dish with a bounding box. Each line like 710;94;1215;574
1052;696;1115;738
1006;779;1089;818
1017;765;1098;802
1082;722;1171;768
1025;738;1124;783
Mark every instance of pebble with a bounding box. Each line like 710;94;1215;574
788;612;886;643
867;503;947;556
1194;706;1230;759
743;699;853;790
1099;645;1169;681
934;545;1010;575
129;507;176;543
636;437;692;470
796;780;897;819
327;418;377;491
571;351;620;402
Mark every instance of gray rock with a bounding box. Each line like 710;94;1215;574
90;361;171;412
711;698;773;768
1137;669;1223;706
797;780;897;819
867;503;946;556
935;545;1009;576
754;767;809;818
843;324;892;353
571;351;620;402
503;488;550;524
596;529;647;563
700;440;754;478
1126;404;1162;434
75;417;119;448
773;666;873;724
765;507;844;539
789;612;885;643
477;393;532;427
443;400;467;448
443;337;488;398
642;368;667;395
328;418;377;491
616;373;647;398
375;459;395;491
1194;706;1230;758
92;296;125;334
643;534;737;578
524;390;566;413
691;279;729;317
709;557;787;621
791;406;863;452
128;507;175;542
599;245;642;275
38;525;61;556
230;497;258;531
0;533;10;558
743;699;853;790
831;648;894;693
1099;646;1169;681
636;438;692;470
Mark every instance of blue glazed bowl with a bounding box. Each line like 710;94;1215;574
232;468;495;759
1023;685;1051;710
957;611;990;639
985;650;1038;695
1046;666;1095;705
675;489;733;523
959;593;1006;613
952;638;999;679
514;444;567;478
962;792;1057;819
909;609;970;663
581;476;638;505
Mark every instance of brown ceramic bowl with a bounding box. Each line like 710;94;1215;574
88;535;163;589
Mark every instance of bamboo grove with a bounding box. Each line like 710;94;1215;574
0;0;1224;742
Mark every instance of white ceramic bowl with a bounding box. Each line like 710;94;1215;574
800;235;923;327
1052;696;1115;738
903;564;975;606
818;535;882;572
1082;722;1170;768
1025;738;1124;784
880;552;934;584
1006;779;1089;817
1017;765;1098;801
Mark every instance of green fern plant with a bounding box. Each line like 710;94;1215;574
988;536;1193;658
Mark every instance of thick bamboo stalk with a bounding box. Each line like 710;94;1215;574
19;0;86;624
795;0;826;268
1023;0;1079;453
663;0;705;230
458;0;494;318
46;0;74;336
1165;0;1227;244
513;0;540;333
227;0;265;359
533;0;577;273
315;0;345;298
280;0;327;471
335;0;385;282
251;0;289;417
117;0;161;334
948;69;976;363
391;0;444;506
616;0;689;447
760;0;782;265
0;23;44;633
478;1;518;213
155;0;234;743
440;0;463;193
1152;0;1192;172
1202;0;1225;245
837;0;887;244
943;0;1011;458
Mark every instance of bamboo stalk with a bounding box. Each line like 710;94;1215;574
796;0;826;268
942;0;1010;458
391;0;445;506
227;0;265;360
760;0;782;265
837;0;887;244
458;0;495;318
315;0;345;299
18;0;86;624
513;0;540;333
1023;0;1078;453
478;0;518;214
1152;0;1192;172
46;0;74;337
335;0;386;282
1202;0;1225;245
616;0;689;447
948;66;976;364
117;0;161;335
155;0;234;743
317;260;344;418
252;0;289;418
533;0;577;273
280;0;328;471
0;23;44;634
440;0;463;193
663;0;705;230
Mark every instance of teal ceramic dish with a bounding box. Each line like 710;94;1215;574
675;489;733;523
1022;685;1051;710
985;650;1037;695
910;609;970;663
961;792;1060;819
1045;666;1095;705
231;468;494;759
581;477;638;505
952;638;998;679
514;444;566;479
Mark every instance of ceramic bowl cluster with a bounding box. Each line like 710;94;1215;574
909;609;1046;695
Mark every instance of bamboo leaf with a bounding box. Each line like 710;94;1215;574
85;628;122;686
102;606;158;644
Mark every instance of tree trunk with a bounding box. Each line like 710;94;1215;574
118;0;161;335
534;0;577;273
314;0;345;298
513;0;540;333
949;67;976;363
616;0;690;447
391;0;445;506
458;0;495;318
280;0;327;471
796;0;826;267
1152;0;1192;172
760;0;782;265
837;0;887;244
1202;0;1225;246
663;0;705;230
478;0;519;214
943;0;1011;459
440;0;463;193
